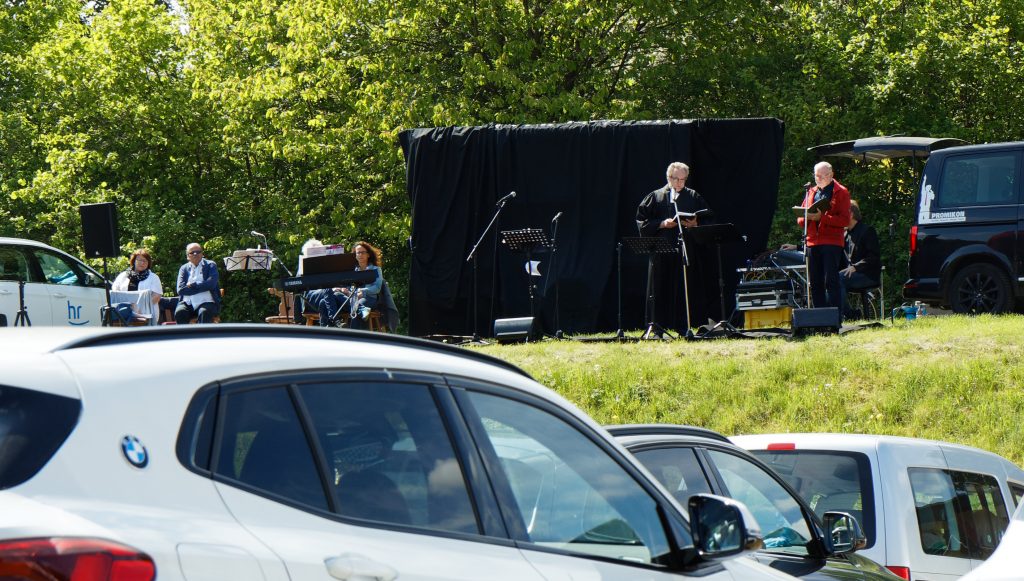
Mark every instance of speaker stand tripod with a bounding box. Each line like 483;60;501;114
13;279;31;327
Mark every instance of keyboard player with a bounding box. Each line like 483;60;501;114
282;239;382;328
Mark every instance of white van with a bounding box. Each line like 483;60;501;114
732;434;1024;581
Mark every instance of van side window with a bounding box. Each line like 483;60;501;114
909;468;1010;560
939;154;1018;207
1010;483;1024;507
0;248;32;282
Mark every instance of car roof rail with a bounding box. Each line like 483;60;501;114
605;424;731;443
53;324;532;379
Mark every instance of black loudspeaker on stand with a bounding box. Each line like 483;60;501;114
79;202;120;258
79;202;120;325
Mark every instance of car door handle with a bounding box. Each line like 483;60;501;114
324;554;398;581
0;289;11;295
52;292;67;298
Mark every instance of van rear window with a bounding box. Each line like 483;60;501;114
0;385;80;489
909;467;1009;560
748;450;876;548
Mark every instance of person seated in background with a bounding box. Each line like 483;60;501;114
840;200;881;318
111;248;163;305
296;238;340;327
340;241;384;330
174;242;221;324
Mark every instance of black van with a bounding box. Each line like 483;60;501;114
905;141;1023;313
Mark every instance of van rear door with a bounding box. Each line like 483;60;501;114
879;440;969;581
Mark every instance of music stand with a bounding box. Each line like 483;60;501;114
622;236;679;340
500;229;552;323
224;249;273;271
689;223;745;326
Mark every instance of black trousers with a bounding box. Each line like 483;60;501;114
808;245;844;311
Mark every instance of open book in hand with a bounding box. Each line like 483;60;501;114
677;208;714;221
792;196;831;217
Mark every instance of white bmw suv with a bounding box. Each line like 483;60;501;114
0;237;107;326
0;326;797;581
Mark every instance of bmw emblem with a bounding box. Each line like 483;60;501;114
121;435;149;469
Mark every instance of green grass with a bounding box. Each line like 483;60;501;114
474;315;1024;465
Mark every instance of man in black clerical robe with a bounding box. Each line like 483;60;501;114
635;162;717;334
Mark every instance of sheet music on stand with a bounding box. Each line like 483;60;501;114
500;228;553;253
621;236;678;255
224;249;273;271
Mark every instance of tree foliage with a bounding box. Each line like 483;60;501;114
4;0;1024;324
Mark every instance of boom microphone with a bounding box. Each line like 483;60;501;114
496;191;517;206
803;182;813;188
251;230;265;238
551;211;563;223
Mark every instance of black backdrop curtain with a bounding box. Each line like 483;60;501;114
400;119;784;338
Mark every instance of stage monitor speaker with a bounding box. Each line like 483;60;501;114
494;316;539;343
79;202;120;258
791;307;841;336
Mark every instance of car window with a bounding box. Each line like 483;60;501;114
631;446;714;506
212;381;480;535
750;450;876;549
938;153;1018;207
1010;483;1024;508
214;386;329;510
0;385;80;489
31;249;86;286
296;381;478;534
909;467;1010;560
705;449;812;555
464;391;674;567
0;248;32;282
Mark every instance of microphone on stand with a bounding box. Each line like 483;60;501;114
251;230;268;250
495;191;517;206
802;181;813;189
551;211;563;224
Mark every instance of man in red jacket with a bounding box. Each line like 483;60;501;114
798;161;851;313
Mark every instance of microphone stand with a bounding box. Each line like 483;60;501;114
671;195;694;333
260;235;296;322
550;213;563;339
466;197;511;343
803;204;813;308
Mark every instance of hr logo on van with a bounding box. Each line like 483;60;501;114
67;301;91;326
918;177;965;224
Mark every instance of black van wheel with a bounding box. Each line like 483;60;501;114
947;264;1012;314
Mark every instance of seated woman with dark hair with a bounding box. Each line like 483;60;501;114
338;241;384;330
111;248;163;304
110;248;164;325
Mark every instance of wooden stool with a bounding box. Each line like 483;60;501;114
266;288;299;324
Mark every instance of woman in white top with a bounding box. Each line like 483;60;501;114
112;248;163;305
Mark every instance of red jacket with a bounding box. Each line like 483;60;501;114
797;179;850;247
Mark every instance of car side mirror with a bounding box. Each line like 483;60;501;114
688;493;764;560
823;511;867;554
